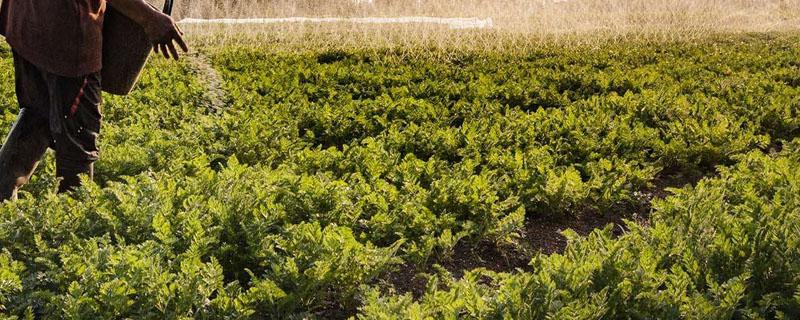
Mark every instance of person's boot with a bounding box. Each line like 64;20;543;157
0;109;51;202
56;160;93;194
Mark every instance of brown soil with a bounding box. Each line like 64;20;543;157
376;170;710;300
375;209;650;300
523;211;642;255
374;211;641;301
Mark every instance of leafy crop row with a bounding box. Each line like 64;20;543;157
360;147;800;319
0;34;798;318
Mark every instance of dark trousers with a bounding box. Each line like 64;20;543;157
0;51;102;201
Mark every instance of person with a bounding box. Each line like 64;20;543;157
0;0;188;201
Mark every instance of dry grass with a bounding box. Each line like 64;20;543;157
162;0;800;48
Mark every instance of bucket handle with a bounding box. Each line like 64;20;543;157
162;0;174;15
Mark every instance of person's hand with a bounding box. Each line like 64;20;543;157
141;11;188;60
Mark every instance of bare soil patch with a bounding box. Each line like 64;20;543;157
376;169;711;300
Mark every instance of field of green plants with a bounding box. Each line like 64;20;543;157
0;33;799;319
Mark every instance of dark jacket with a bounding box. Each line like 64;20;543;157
0;0;106;77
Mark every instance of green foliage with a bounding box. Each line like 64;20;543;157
0;251;23;313
0;34;798;318
359;148;800;319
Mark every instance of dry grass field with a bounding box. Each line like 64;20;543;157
166;0;800;52
172;0;800;32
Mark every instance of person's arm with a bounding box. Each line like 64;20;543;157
107;0;188;60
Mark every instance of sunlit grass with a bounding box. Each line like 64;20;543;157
169;0;800;51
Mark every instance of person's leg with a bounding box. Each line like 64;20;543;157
0;52;53;201
44;72;102;193
55;158;94;193
0;110;52;200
